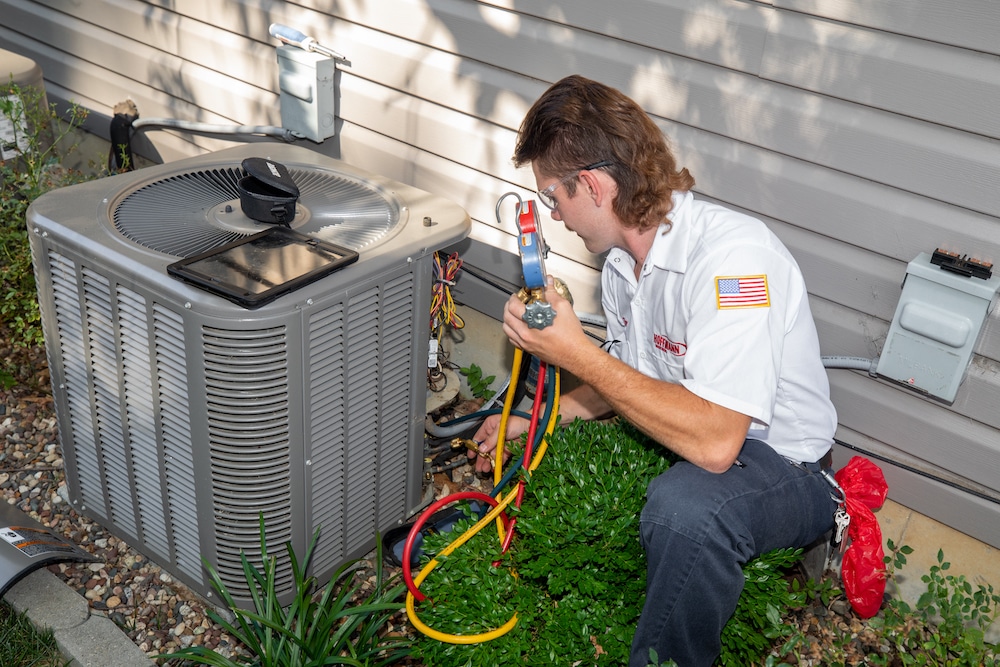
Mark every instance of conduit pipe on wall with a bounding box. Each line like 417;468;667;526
131;118;299;142
822;356;879;374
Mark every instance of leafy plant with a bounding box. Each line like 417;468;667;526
157;517;410;666
773;540;999;666
409;418;808;666
458;363;495;401
719;547;807;665
872;540;1000;666
410;418;662;665
1;80;92;365
646;648;678;667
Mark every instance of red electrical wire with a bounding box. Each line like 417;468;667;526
430;251;464;332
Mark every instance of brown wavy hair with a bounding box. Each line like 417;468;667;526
513;75;695;230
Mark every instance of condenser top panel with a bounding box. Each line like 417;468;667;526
112;153;400;258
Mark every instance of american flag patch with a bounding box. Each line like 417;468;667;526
716;275;770;309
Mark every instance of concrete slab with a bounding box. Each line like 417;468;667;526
878;498;1000;643
4;567;89;631
4;568;154;667
56;613;154;667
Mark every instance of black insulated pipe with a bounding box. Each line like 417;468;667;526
108;99;137;173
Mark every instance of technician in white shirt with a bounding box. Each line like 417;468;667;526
473;75;839;667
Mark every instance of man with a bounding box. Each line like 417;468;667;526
472;75;839;666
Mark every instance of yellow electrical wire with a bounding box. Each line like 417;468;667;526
404;348;561;644
404;485;522;643
430;252;465;337
494;347;524;482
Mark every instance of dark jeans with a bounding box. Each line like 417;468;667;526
630;439;837;667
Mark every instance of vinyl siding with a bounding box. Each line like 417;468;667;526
2;0;999;547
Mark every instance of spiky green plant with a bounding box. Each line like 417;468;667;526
157;517;410;666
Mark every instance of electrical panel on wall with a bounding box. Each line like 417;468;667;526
876;250;1000;403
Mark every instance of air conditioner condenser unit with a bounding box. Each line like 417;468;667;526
27;143;470;606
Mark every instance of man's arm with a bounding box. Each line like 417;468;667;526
503;283;751;473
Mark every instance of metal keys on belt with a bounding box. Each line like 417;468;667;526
831;505;851;550
824;504;851;574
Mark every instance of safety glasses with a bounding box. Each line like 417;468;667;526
536;160;613;210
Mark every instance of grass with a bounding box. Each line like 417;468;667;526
0;600;69;667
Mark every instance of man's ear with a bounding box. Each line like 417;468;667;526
579;169;611;208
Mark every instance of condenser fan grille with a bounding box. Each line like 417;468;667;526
113;165;398;257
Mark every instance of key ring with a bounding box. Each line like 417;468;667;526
818;468;846;505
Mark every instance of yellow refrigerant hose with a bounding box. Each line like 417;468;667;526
404;346;561;643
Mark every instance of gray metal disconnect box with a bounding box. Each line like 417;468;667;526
876;252;1000;403
277;45;336;143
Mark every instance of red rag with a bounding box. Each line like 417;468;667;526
834;456;889;618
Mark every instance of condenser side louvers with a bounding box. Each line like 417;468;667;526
28;144;470;606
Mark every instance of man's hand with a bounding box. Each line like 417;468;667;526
507;281;752;474
502;277;589;372
469;413;531;474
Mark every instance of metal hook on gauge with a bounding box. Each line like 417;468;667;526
495;192;526;226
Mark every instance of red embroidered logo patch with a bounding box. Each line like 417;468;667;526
653;333;687;356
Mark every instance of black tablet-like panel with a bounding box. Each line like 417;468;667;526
167;226;359;309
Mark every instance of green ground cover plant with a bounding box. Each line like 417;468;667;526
409;418;807;666
407;417;1000;667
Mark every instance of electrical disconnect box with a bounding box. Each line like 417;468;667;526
276;44;336;143
876;250;1000;403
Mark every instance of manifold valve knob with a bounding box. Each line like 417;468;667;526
522;300;556;329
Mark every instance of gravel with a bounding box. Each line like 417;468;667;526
0;338;255;661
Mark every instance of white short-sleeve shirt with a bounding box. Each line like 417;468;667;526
602;191;836;463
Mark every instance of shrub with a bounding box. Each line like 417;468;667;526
409;418;807;666
0;80;92;382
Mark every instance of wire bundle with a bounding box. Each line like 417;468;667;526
403;347;561;643
430;251;465;336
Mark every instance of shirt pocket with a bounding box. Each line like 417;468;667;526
643;335;688;381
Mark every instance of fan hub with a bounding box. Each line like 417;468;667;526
210;199;309;233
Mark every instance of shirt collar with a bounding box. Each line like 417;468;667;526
608;190;693;275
